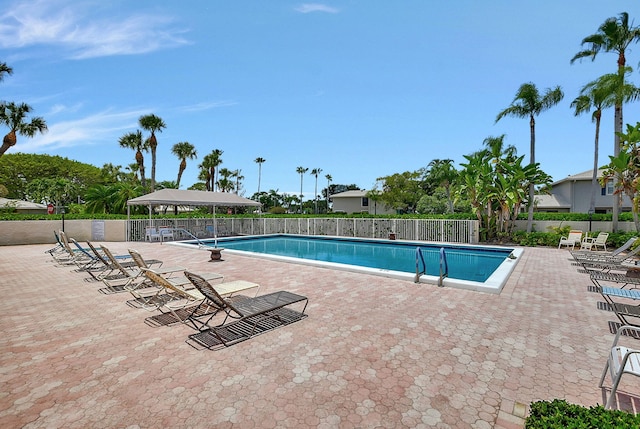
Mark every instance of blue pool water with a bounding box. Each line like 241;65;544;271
199;235;514;283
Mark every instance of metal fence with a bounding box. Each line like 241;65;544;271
128;217;479;244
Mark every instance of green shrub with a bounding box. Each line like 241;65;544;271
526;399;640;428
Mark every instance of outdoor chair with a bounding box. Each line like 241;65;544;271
580;232;610;251
596;283;640;328
45;230;65;255
159;227;174;242
84;241;139;282
572;238;640;265
145;227;161;242
135;269;248;325
184;271;307;348
52;231;93;266
558;230;583;250
599;324;640;409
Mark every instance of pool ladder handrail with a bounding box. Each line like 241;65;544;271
171;228;208;249
414;247;426;283
415;247;449;286
438;247;448;287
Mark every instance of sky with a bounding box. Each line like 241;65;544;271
2;0;640;200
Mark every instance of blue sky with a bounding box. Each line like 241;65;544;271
2;0;640;200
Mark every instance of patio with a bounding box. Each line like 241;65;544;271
0;242;637;428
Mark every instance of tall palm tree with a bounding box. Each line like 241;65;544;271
210;149;223;192
571;12;640;227
296;166;308;214
254;157;266;197
495;82;564;232
325;173;332;213
171;141;197;189
0;102;48;157
0;62;13;82
571;74;620;216
138;114;166;192
233;169;244;195
310;168;323;213
118;130;147;188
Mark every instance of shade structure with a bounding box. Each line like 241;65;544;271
126;189;261;247
127;189;261;208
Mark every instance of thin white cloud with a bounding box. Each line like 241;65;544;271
176;100;238;113
295;3;339;14
19;108;149;152
0;0;190;59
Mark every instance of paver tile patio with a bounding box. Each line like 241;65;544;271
0;242;636;428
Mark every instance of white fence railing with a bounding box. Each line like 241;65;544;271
127;217;480;244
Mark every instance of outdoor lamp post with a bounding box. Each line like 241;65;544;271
588;209;594;233
61;207;66;232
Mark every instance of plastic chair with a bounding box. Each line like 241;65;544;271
599;325;640;409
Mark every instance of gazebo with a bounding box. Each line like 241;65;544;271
126;189;261;250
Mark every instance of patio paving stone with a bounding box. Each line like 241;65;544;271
0;242;638;428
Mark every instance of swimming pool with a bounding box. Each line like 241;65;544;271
174;234;522;294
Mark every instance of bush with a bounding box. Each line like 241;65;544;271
526;399;640;428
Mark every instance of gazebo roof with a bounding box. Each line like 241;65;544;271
127;189;261;207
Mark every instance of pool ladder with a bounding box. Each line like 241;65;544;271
171;228;208;248
414;247;449;287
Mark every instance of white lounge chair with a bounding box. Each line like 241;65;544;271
599;324;640;409
558;230;583;250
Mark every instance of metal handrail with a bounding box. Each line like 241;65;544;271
172;228;208;249
415;247;426;283
438;247;448;287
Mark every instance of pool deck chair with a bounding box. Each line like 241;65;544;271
558;230;583;250
580;232;610;251
597;285;640;327
599;324;640;409
84;241;139;282
184;271;307;349
572;237;639;262
137;269;251;326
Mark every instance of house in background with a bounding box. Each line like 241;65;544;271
534;169;632;213
330;190;396;215
0;197;48;214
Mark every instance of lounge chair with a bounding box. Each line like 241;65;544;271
52;231;93;266
84;241;140;282
135;269;252;325
183;271;308;348
558;230;583;250
597;285;640;327
572;237;638;261
580;232;609;251
599;324;640;409
45;230;65;255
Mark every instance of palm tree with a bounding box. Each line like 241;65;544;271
139;114;166;192
210;149;223;192
571;74;620;216
296;166;308;214
233;169;244;195
571;12;640;227
495;82;564;232
0;62;13;82
310;168;323;213
171;141;197;189
325;174;332;212
427;159;458;213
0;102;48;157
118;130;148;188
254;157;266;197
